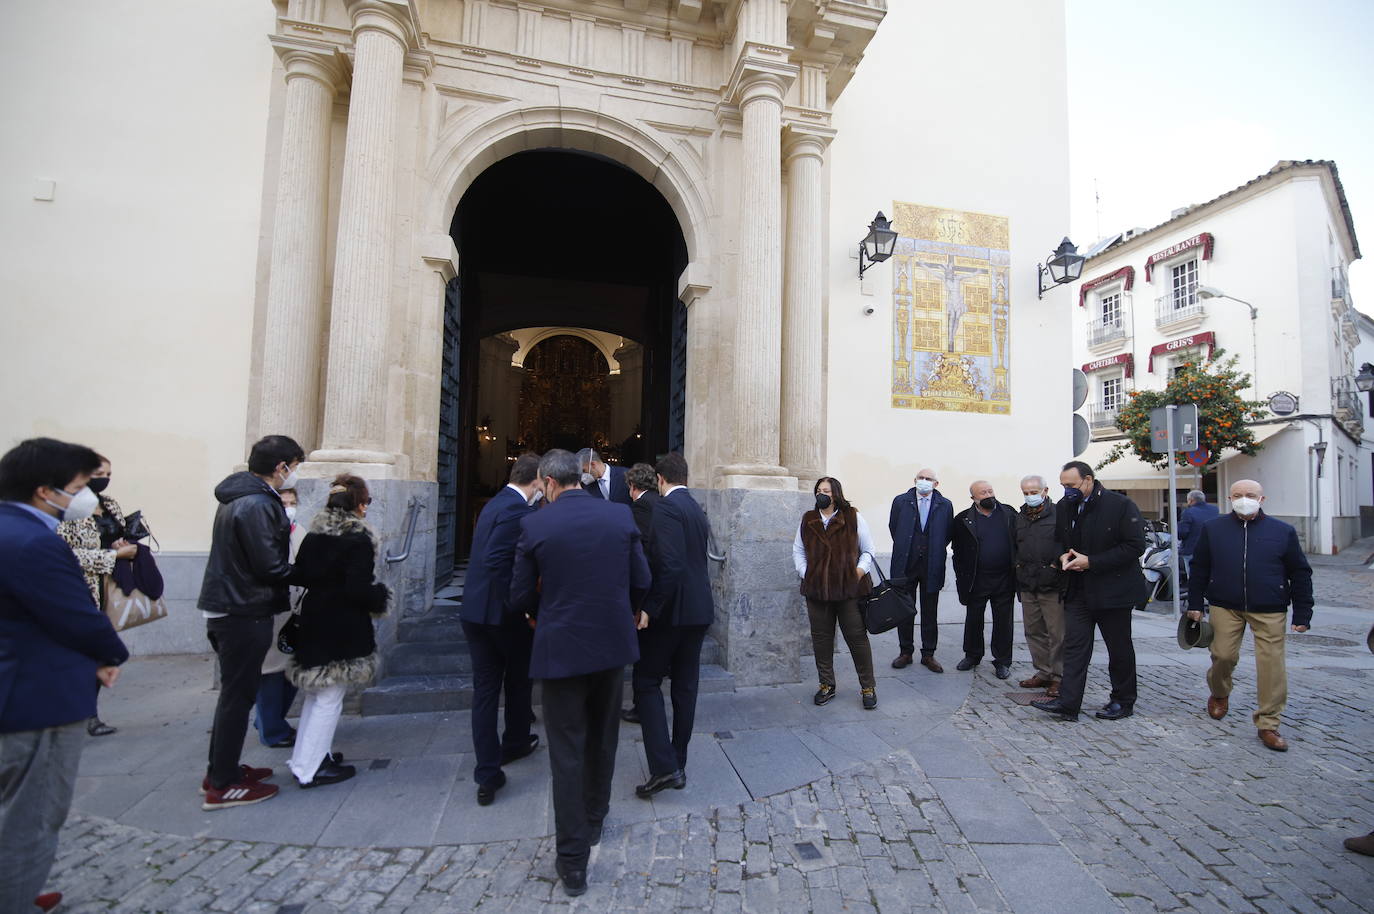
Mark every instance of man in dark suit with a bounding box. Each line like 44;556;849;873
510;449;650;898
577;448;632;506
631;453;713;798
460;452;542;806
620;463;661;725
889;467;955;673
0;438;129;914
951;481;1019;679
1032;460;1147;723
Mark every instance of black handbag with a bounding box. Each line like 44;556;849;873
858;554;917;635
277;592;305;654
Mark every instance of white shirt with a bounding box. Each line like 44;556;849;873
793;510;876;578
594;465;610;499
661;484;686;499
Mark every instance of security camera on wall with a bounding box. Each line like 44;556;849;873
863;306;875;316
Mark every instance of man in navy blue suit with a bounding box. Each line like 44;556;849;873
889;467;955;673
0;438;129;913
510;449;650;898
577;447;632;506
460;452;543;806
631;452;714;798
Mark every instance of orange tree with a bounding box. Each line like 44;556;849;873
1100;352;1268;470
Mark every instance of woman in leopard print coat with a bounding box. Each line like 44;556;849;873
56;456;136;736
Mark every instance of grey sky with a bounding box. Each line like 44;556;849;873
1067;0;1373;314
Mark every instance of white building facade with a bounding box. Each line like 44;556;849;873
1071;161;1366;554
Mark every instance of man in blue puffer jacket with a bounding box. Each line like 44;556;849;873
1186;479;1313;753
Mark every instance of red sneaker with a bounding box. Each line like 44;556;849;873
35;892;62;912
202;779;279;811
199;765;272;795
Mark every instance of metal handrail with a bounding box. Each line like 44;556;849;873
707;528;726;564
385;497;422;564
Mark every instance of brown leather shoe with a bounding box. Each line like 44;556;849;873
920;654;944;674
1344;831;1374;857
1045;682;1060;698
1206;695;1228;720
891;652;914;669
1258;729;1288;752
1020;675;1051;688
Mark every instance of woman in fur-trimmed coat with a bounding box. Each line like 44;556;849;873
285;474;391;788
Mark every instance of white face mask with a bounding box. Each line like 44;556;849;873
914;479;935;495
1024;493;1044;508
284;506;298;523
280;464;300;489
1231;496;1261;517
580;472;595;487
47;485;99;522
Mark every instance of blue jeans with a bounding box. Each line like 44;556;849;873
253;671;299;746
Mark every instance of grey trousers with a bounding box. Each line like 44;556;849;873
0;721;86;910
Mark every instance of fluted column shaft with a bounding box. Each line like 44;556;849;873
259;50;337;449
728;74;787;476
781;133;826;483
313;5;407;464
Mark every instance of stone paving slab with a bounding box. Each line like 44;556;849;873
41;598;1374;912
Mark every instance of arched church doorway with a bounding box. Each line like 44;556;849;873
434;149;688;581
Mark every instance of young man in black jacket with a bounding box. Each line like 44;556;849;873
197;435;303;809
1032;461;1147;722
1185;479;1313;752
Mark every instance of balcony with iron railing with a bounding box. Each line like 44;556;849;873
1334;390;1364;437
1155;287;1206;329
1087;316;1128;349
1090;404;1121;431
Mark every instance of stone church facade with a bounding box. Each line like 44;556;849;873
1;0;1074;694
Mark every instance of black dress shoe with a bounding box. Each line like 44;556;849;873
1029;698;1079;722
955;656;980;672
477;770;507;805
620;707;641;724
87;718;117;737
501;734;539;765
299;759;357;789
993;664;1011;680
635;769;686;798
556;860;588;897
1095;702;1133;721
268;734;296;748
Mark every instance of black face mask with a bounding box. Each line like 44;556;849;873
88;477;111;495
1061;485;1084;502
977;496;997;511
815;493;833;511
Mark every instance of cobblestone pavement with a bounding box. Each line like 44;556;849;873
45;610;1374;912
1310;565;1374;610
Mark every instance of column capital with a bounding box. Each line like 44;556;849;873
781;123;834;161
726;46;797;107
271;37;348;90
345;0;422;50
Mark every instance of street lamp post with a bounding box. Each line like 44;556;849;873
1195;285;1259;396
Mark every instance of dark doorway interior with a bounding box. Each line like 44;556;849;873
435;149;688;581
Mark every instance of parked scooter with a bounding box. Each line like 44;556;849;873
1136;519;1181;612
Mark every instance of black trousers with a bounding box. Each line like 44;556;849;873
542;666;623;867
962;589;1015;665
462;617;535;788
1056;596;1137;714
206;616;273;789
896;569;941;655
633;623;708;777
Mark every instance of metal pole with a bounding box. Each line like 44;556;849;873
1166;404;1182;618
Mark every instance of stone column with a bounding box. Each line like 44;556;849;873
780;128;829;485
258;43;341;449
721;72;794;489
311;0;413;467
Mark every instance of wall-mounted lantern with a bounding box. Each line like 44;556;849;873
1037;237;1085;299
858;211;898;279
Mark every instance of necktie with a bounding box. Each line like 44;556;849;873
919;497;929;530
601;477;610;500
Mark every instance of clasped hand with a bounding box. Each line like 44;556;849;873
1059;549;1090;572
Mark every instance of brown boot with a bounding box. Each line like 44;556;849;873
920;654;944;674
1045;682;1060;698
1206;695;1228;720
1020;675;1052;689
1258;729;1288;752
891;652;913;669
